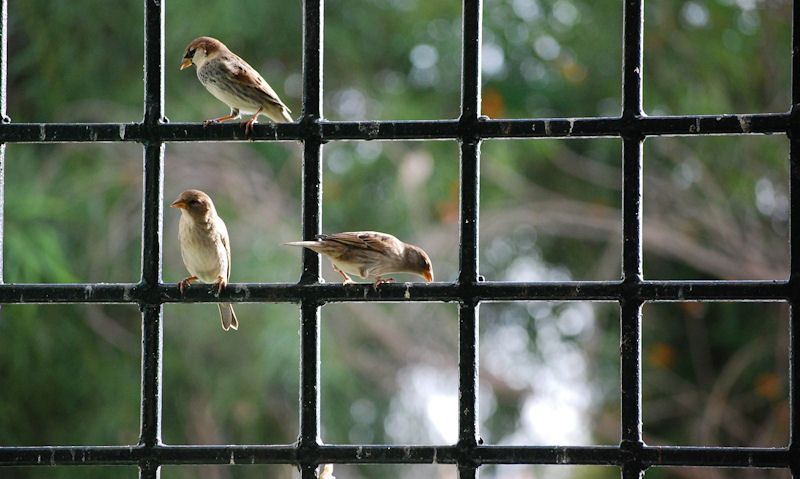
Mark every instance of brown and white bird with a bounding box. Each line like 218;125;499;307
286;231;434;286
171;189;238;331
180;36;293;135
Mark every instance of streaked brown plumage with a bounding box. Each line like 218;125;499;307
180;36;293;135
171;189;238;331
286;231;434;286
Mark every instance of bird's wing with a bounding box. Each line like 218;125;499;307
318;231;401;255
217;221;232;281
225;56;291;112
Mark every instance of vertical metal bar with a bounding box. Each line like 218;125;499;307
0;0;6;122
459;1;482;478
143;0;165;125
459;142;481;284
299;301;321;472
459;0;482;283
458;303;479;446
461;0;482;121
622;0;644;118
300;0;323;282
0;0;6;285
299;2;323;478
620;1;644;479
139;304;163;446
140;1;164;478
789;1;800;475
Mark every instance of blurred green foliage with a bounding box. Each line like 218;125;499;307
0;1;793;479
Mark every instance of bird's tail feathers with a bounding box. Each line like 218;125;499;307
285;240;321;248
218;303;238;331
279;108;293;123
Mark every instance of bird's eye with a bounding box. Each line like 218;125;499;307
188;199;199;205
185;48;196;59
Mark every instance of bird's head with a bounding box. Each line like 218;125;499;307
180;36;225;70
170;189;215;220
404;244;434;282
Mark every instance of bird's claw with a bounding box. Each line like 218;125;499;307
213;277;227;297
372;277;395;290
178;276;197;296
243;120;256;139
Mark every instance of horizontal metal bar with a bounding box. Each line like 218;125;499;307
0;113;789;143
0;445;788;468
0;281;789;304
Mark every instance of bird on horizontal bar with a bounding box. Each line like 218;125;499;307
286;231;434;287
171;189;238;331
180;36;293;137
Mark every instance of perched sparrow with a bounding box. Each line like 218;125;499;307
286;231;434;286
171;189;238;331
180;36;293;135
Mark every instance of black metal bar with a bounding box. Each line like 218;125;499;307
143;0;164;126
0;114;789;143
0;444;792;468
298;2;324;479
0;280;793;304
0;0;7;285
620;2;645;479
459;140;481;285
298;301;321;446
457;3;482;478
790;0;800;475
458;303;479;445
140;1;165;479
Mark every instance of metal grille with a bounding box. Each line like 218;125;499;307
0;1;796;478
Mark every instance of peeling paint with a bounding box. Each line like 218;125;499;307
39;124;46;141
404;283;412;299
239;284;251;300
544;121;553;136
738;115;752;133
567;119;575;135
358;122;380;138
119;124;127;140
230;451;235;464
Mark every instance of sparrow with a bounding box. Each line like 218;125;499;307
180;36;293;136
318;464;335;479
286;231;434;286
171;189;238;331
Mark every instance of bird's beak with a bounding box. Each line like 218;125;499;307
423;270;434;282
170;199;187;209
180;58;193;70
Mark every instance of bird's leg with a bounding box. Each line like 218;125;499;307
333;264;354;284
372;276;395;289
178;276;198;295
212;276;227;297
203;108;240;127
242;107;263;138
